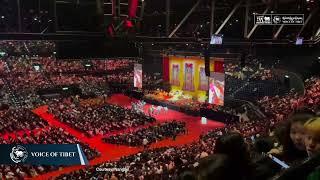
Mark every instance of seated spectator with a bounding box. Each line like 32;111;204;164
269;111;314;165
192;154;233;180
304;117;320;158
214;132;254;180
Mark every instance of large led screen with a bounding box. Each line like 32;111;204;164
208;72;225;106
134;63;143;89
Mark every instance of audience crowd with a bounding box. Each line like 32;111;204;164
57;76;320;180
0;108;48;135
0;40;319;180
103;121;186;146
48;97;156;137
92;59;137;71
0;41;55;56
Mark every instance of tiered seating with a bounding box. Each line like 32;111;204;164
0;78;11;105
48;98;156;137
57;77;320;180
50;74;84;86
0;59;9;74
42;59;85;73
103;121;186;146
0;108;48;135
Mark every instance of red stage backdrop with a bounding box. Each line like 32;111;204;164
162;56;169;81
214;60;224;73
183;63;195;91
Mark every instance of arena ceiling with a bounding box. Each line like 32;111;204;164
141;0;319;41
0;0;319;44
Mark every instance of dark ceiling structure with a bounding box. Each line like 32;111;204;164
141;0;319;43
0;0;319;45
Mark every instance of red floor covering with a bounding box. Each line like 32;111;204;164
30;94;224;180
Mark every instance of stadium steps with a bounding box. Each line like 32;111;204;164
80;76;105;96
43;72;55;86
230;81;250;98
2;78;22;107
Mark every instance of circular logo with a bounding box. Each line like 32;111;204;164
10;145;28;163
273;16;281;24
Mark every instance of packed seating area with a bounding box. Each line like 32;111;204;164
56;77;320;180
258;76;320;124
92;59;137;71
0;78;11;105
0;40;319;180
0;108;48;135
0;42;142;107
48;97;156;137
224;60;290;101
103;121;186;146
0;41;55;55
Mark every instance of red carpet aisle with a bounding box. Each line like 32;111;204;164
31;94;224;180
107;94;225;147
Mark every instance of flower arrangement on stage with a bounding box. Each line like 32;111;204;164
144;89;172;101
168;90;192;102
198;94;208;103
144;89;203;111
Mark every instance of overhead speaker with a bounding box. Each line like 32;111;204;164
204;48;210;76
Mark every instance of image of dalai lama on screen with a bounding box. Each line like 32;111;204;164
134;69;142;89
208;73;225;106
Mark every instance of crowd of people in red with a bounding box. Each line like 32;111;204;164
103;121;186;147
0;41;319;180
0;53;140;107
0;108;47;135
48;97;156;137
56;75;320;180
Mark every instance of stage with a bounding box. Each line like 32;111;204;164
128;89;239;124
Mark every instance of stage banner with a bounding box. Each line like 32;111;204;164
128;0;139;18
199;67;208;91
0;144;89;165
170;64;180;86
134;63;142;89
208;72;225;106
183;63;195;91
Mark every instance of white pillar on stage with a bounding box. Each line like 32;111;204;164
201;117;207;125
